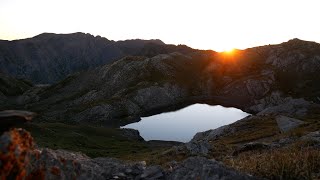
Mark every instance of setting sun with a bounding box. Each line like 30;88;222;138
223;48;235;54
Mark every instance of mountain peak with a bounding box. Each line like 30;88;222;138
283;38;318;46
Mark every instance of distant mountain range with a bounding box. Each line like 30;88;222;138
0;32;196;83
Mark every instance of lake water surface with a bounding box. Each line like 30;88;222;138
121;103;250;142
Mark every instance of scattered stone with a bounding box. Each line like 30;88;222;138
276;115;304;133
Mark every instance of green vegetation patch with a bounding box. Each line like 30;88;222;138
22;123;152;159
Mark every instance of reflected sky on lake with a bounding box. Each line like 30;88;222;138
121;103;250;142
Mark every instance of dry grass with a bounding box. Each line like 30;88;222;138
217;116;280;144
225;147;320;180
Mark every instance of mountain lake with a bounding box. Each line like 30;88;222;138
121;103;250;142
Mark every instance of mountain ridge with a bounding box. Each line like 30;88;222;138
0;32;196;83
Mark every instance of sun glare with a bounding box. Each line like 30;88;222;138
223;48;235;54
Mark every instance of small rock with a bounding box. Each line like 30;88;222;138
276;115;304;133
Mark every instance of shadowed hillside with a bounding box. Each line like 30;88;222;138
0;33;196;83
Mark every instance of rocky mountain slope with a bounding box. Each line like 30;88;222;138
0;33;195;83
11;38;320;127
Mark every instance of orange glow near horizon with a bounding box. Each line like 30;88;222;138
223;48;235;54
218;48;239;64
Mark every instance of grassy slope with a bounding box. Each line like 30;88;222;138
22;123;170;160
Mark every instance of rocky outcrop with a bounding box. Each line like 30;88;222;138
251;92;311;117
266;38;320;73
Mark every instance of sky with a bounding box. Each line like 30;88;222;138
0;0;319;52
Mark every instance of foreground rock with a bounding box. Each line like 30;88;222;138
0;129;34;179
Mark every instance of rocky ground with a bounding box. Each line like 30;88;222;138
1;100;319;179
0;129;256;179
